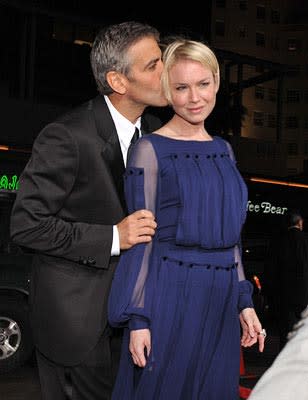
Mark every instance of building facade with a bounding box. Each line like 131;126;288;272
211;0;308;177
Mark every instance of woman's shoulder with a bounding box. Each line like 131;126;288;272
131;134;157;159
137;133;165;149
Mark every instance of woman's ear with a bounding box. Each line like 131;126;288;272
106;71;128;95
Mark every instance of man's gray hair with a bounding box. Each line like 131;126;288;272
90;21;160;95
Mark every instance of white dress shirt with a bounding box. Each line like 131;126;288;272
104;96;141;256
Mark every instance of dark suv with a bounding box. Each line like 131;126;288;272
0;189;33;374
0;187;34;374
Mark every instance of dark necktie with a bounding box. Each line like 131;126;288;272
127;127;140;163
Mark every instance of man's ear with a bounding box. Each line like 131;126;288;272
106;71;128;95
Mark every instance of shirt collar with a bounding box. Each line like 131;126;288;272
104;95;141;149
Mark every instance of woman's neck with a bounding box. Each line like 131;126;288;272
157;116;212;141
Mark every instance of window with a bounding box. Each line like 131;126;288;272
239;25;247;38
215;20;225;36
239;0;248;10
255;86;265;99
286;90;300;103
267;114;277;128
256;5;266;20
267;143;276;157
271;36;279;50
268;88;276;102
256;142;266;155
287;168;298;175
288;39;301;52
271;9;280;23
285;116;299;129
287;143;298;156
286;65;300;77
253;111;264;126
256;32;265;47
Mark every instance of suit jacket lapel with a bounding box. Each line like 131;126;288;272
90;97;165;211
91;96;126;210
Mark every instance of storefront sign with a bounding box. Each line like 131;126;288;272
0;175;19;191
246;200;287;215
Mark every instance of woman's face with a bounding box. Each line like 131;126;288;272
169;59;219;124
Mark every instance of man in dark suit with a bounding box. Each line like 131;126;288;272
10;21;167;400
265;209;308;350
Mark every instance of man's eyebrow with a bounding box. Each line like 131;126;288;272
145;57;161;69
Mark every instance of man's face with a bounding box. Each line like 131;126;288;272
299;219;304;231
125;36;168;108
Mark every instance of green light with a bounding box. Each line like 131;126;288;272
0;175;19;190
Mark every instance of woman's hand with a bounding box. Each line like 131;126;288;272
129;329;151;367
240;308;265;352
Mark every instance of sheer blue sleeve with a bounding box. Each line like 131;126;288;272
108;138;158;330
227;141;254;311
235;244;254;311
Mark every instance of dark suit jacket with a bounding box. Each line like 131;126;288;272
266;227;308;311
10;95;162;366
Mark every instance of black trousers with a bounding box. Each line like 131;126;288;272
36;327;122;400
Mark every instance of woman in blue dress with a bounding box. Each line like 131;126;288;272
108;39;266;400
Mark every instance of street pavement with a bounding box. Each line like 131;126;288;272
0;323;280;400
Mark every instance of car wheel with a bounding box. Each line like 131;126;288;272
0;296;34;374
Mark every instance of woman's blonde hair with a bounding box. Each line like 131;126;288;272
161;39;220;103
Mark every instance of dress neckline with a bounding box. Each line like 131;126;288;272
151;133;215;143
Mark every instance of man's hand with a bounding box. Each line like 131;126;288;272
117;210;157;250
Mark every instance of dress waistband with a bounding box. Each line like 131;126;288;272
153;241;236;267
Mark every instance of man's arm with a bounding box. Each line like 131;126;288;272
10;124;156;268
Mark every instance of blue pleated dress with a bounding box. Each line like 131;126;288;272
108;134;254;400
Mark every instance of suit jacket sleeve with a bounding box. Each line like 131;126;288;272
10;123;113;269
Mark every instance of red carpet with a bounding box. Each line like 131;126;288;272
239;385;252;399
